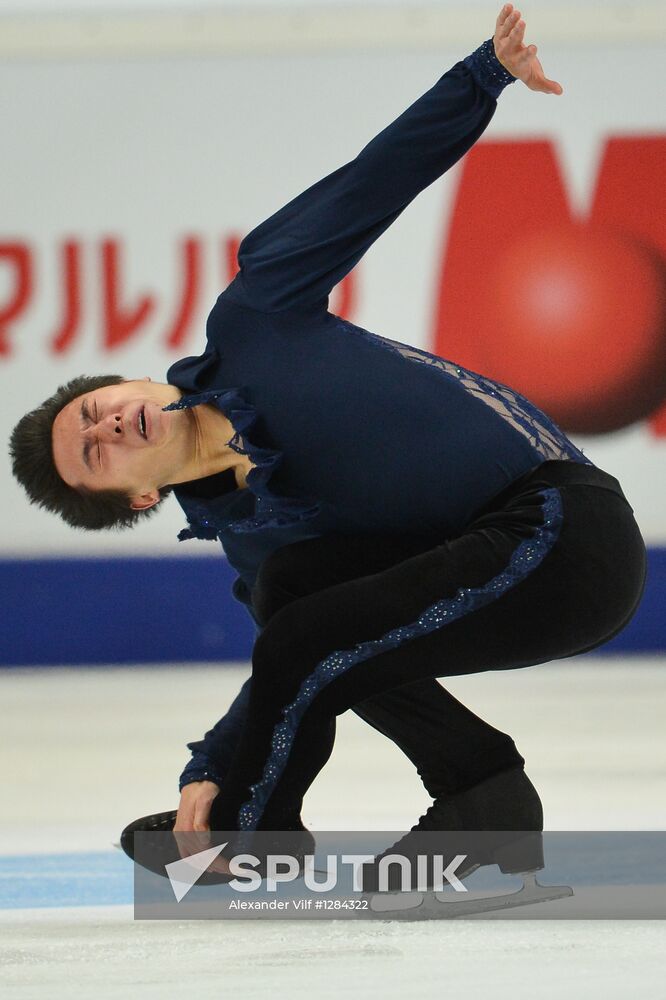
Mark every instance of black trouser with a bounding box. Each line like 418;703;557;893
209;460;646;831
250;546;528;800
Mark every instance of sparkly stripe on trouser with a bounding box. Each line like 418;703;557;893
237;487;564;830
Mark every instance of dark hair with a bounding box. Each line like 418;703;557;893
9;373;170;531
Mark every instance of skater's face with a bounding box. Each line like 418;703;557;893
52;378;190;510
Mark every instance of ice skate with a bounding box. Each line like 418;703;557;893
118;809;316;884
117;808;233;884
367;829;573;917
363;766;543;887
363;766;572;915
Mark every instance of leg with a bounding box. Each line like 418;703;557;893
252;532;524;796
209;480;645;832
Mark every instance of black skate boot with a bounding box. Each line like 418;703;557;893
362;765;544;892
119;809;315;885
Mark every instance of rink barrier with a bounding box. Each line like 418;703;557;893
1;549;664;666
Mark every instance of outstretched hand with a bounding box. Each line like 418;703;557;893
493;4;563;95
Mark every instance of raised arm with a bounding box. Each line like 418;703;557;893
224;6;558;314
225;41;505;314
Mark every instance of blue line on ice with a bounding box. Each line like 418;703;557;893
0;852;132;909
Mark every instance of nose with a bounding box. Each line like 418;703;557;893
97;413;124;441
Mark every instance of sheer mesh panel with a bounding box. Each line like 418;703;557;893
344;322;590;466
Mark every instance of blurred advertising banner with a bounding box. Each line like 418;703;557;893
1;39;664;660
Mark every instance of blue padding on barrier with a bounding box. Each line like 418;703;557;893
0;549;664;666
0;555;255;666
601;546;665;654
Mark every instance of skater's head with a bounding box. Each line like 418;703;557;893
9;374;188;531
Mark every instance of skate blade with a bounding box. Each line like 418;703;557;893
434;873;573;917
370;874;573;917
370;891;425;913
368;861;483;913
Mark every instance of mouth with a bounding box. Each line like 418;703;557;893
136;405;148;441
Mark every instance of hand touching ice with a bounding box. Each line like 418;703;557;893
493;4;563;95
173;779;232;874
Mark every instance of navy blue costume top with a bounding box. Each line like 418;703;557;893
167;40;591;788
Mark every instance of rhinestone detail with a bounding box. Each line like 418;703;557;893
463;38;517;100
237;487;563;829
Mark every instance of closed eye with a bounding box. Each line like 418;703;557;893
81;398;100;472
94;400;101;467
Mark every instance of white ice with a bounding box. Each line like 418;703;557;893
1;659;665;998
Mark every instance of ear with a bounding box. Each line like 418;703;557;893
140;375;152;382
129;490;161;512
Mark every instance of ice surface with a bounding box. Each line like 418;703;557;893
2;906;665;1000
1;659;665;998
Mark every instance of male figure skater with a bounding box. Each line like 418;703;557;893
11;7;646;885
